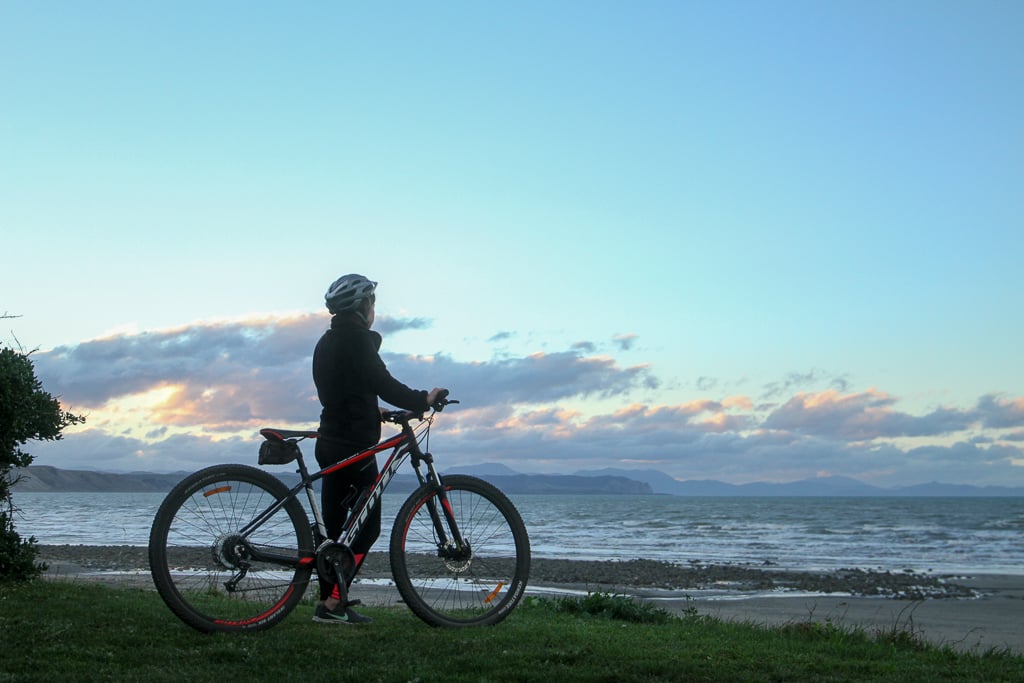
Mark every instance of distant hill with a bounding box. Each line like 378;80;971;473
10;466;190;493
11;464;1022;497
458;473;651;495
439;463;653;494
574;468;1024;497
446;462;522;477
10;465;652;496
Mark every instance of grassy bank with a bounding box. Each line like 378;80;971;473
1;582;1022;682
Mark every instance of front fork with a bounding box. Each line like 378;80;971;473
418;458;471;561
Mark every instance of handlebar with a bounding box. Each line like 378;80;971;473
431;389;457;412
381;392;458;425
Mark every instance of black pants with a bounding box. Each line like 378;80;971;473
316;438;382;600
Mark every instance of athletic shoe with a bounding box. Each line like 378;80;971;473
312;600;373;625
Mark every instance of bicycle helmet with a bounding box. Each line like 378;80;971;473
325;274;377;315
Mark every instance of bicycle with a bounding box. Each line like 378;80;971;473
148;393;531;633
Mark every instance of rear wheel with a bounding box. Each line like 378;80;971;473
390;474;530;627
148;464;314;632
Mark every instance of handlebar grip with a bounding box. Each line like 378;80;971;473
432;389;456;411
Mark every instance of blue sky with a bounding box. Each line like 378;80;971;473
3;2;1022;486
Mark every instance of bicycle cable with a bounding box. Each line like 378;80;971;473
417;413;432;454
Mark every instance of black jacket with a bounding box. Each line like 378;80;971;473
312;317;428;450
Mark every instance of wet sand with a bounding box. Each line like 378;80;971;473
640;574;1024;656
36;546;1024;654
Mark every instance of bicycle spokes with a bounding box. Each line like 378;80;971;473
390;475;530;627
149;466;315;633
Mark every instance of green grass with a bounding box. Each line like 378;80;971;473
1;581;1022;682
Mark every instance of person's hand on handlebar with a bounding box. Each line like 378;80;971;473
426;387;448;409
379;389;454;424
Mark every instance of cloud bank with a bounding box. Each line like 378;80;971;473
27;315;1024;487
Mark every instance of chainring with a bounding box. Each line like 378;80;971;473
315;542;356;585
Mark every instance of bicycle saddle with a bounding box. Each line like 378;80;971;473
260;428;320;441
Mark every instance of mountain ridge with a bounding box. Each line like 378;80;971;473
9;465;651;496
9;464;1023;496
573;467;1024;497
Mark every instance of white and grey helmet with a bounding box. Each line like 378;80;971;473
325;274;377;315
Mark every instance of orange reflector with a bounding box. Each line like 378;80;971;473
204;486;232;497
483;582;505;604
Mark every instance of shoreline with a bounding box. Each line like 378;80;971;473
33;545;990;599
35;545;1024;654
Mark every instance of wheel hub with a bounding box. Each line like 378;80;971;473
438;542;472;573
211;533;251;570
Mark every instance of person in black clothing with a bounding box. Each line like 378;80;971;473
311;273;445;625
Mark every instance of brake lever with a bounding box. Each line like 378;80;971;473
433;398;459;412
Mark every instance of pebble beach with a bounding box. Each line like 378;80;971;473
35;544;1024;654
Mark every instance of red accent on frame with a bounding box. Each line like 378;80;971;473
320;433;407;476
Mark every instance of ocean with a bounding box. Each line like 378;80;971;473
11;491;1024;576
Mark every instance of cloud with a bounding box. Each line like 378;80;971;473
385;351;658;408
427;398;1022;487
24;316;1024;487
427;387;1024;486
33;314;659;433
696;376;718;391
374;316;431;335
28;429;258;474
36;314;445;416
28;388;1024;487
760;369;850;400
976;394;1024;429
612;333;637;351
37;314;322;408
488;331;515;343
761;389;977;441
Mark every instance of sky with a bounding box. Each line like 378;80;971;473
2;1;1022;487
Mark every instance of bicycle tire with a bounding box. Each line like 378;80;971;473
390;474;530;627
148;464;314;633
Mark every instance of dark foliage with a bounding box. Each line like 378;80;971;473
0;344;84;582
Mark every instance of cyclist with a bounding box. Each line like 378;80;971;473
312;273;446;624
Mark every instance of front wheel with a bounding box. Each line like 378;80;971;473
390;474;530;627
148;464;314;633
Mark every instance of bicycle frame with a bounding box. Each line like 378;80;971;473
241;412;466;585
149;389;530;632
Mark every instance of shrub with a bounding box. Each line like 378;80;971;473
0;343;84;582
535;591;676;624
